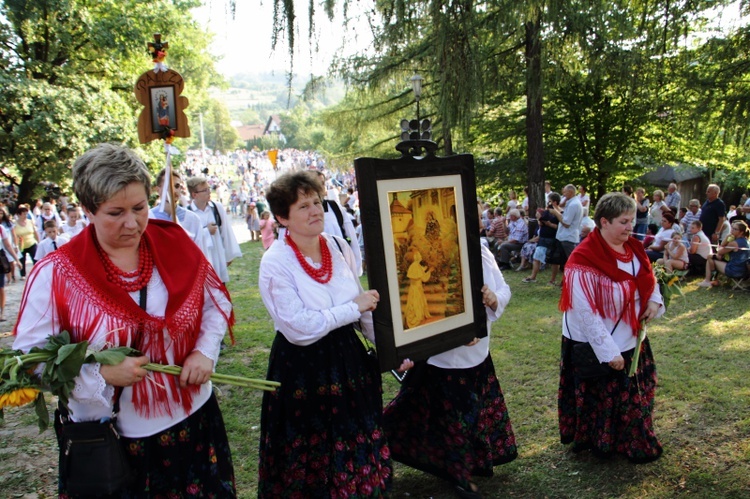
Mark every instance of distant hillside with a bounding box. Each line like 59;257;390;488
211;72;345;126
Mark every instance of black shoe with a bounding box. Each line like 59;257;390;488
497;263;511;271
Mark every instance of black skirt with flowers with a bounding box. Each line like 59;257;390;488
558;336;663;463
55;393;236;498
382;355;518;489
258;325;392;498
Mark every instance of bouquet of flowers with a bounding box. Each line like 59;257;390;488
1;331;279;432
628;263;683;376
651;262;684;309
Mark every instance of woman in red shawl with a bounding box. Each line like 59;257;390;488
13;144;237;497
558;192;664;463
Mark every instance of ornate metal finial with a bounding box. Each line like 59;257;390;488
396;118;437;157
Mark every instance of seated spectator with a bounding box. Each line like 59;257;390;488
522;193;560;283
486;207;507;250
656;226;688;272
717;218;732;245
497;209;528;270
687;220;712;276
698;221;750;287
646;213;676;261
516;209;541;271
642;223;659;249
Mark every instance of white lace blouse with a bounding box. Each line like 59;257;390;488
13;264;232;438
258;233;373;346
428;245;511;369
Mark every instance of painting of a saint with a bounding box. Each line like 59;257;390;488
390;187;464;331
149;86;176;133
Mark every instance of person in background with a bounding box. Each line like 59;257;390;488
13;143;237;496
700;184;726;246
522;193;560;283
649;190;666;226
642;223;659;249
496;208;528;270
257;170;408;496
313;171;362;275
36;201;63;239
246;202;261;241
187;175;242;283
634;188;650;240
383;243;517;499
60;203;88;239
680;199;702;233
664;183;681;212
14;204;38;280
0;207;18;283
34;219;69;261
150;169;208;258
698;220;749;287
559;192;664;463
656;226;688;272
646;212;677;261
0;220;21;320
547;185;584;286
686;220;712;276
259;210;275;250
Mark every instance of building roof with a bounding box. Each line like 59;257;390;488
235;124;265;141
639;164;706;186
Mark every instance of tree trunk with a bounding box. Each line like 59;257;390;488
525;14;544;214
443;127;453;156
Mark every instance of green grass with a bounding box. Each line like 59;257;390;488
2;240;748;498
222;241;750;498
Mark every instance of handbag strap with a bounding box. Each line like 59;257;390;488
59;286;148;423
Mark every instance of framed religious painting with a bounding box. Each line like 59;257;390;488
354;154;486;372
134;68;190;144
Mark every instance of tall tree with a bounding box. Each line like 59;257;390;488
0;0;220;204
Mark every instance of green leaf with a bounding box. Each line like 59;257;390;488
88;347;138;365
34;392;49;433
53;343;88;381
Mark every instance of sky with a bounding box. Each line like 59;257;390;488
192;1;746;79
191;1;374;78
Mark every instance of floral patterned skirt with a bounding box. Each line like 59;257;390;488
258;326;391;498
382;355;518;489
56;393;236;498
558;336;663;463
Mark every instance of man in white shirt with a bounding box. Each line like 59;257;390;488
187;176;242;283
548;184;583;286
150;169;209;259
664;183;681;211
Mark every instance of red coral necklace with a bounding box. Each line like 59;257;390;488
612;244;634;263
286;233;333;284
96;238;154;292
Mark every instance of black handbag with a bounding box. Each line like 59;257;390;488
59;413;134;495
571;342;613;379
57;287;147;495
0;250;10;274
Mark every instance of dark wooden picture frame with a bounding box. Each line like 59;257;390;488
354;154;487;372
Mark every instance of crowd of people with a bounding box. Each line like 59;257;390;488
3;141;749;498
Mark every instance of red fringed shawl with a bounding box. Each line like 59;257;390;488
16;219;234;416
559;228;655;335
